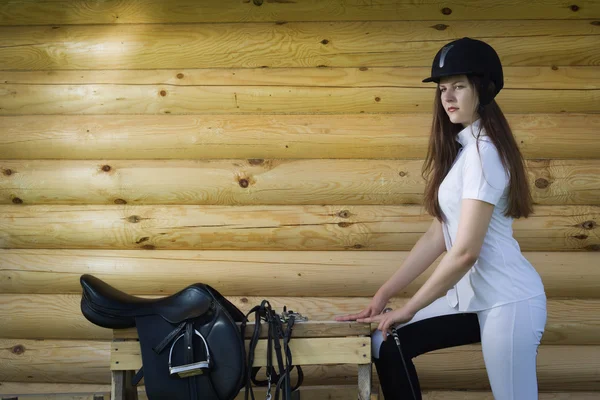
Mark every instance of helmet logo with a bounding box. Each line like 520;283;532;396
439;44;454;68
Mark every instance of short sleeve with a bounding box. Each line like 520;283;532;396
461;143;509;206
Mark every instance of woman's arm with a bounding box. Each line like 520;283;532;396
402;198;494;316
374;217;447;304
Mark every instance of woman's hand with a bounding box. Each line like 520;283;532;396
357;307;415;341
334;296;388;322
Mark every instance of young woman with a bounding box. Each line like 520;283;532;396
335;37;547;399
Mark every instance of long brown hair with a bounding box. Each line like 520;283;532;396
421;75;533;221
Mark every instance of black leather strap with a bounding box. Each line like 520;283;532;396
243;301;303;400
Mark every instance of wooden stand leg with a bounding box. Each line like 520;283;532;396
357;363;372;400
112;370;139;400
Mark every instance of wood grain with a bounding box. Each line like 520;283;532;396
1;159;598;206
0;205;597;251
1;0;599;25
1;294;598;346
1;114;597;160
1;21;599;70
3;67;599;89
2;84;599;115
1;249;598;298
1;339;598;390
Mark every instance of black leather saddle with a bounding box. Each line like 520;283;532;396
80;274;246;400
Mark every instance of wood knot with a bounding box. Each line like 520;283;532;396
275;21;287;25
585;244;600;251
338;222;352;228
248;159;264;165
592;21;600;26
127;215;141;223
338;210;350;218
551;65;559;71
176;73;184;79
321;39;329;45
570;4;579;11
12;345;25;355
239;179;249;188
101;165;111;172
3;168;12;176
141;244;156;250
136;236;150;244
114;198;127;204
535;178;550;189
581;220;596;230
375;97;381;102
241;297;248;303
253;0;263;5
352;244;364;249
359;67;368;71
159;90;167;97
573;234;588;240
399;171;407;177
12;197;23;204
441;7;452;15
432;24;448;31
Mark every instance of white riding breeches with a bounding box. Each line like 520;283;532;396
371;293;547;399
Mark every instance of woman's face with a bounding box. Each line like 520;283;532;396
438;75;480;127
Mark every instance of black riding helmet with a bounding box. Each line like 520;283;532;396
422;37;504;105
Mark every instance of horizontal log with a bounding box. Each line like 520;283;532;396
0;205;597;251
1;249;598;298
1;339;598;390
1;114;598;160
4;67;599;90
1;159;598;206
1;386;598;400
1;294;598;346
1;0;599;25
1;22;599;69
2;84;599;115
0;384;360;400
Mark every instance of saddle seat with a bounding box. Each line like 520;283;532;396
80;274;216;329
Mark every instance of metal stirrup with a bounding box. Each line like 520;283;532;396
168;329;211;378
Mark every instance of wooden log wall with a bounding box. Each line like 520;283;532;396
0;0;599;398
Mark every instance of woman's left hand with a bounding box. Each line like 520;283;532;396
356;307;416;341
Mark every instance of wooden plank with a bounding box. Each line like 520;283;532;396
1;0;599;25
2;339;599;390
112;337;370;370
3;67;599;90
0;114;598;160
2;84;599;115
1;249;598;298
114;321;371;340
0;205;597;251
0;383;111;395
1;295;599;346
1;21;599;70
1;159;598;206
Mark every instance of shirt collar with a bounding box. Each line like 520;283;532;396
456;119;487;147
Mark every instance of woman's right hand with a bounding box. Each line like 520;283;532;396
334;295;388;322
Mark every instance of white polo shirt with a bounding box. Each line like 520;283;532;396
438;119;545;312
